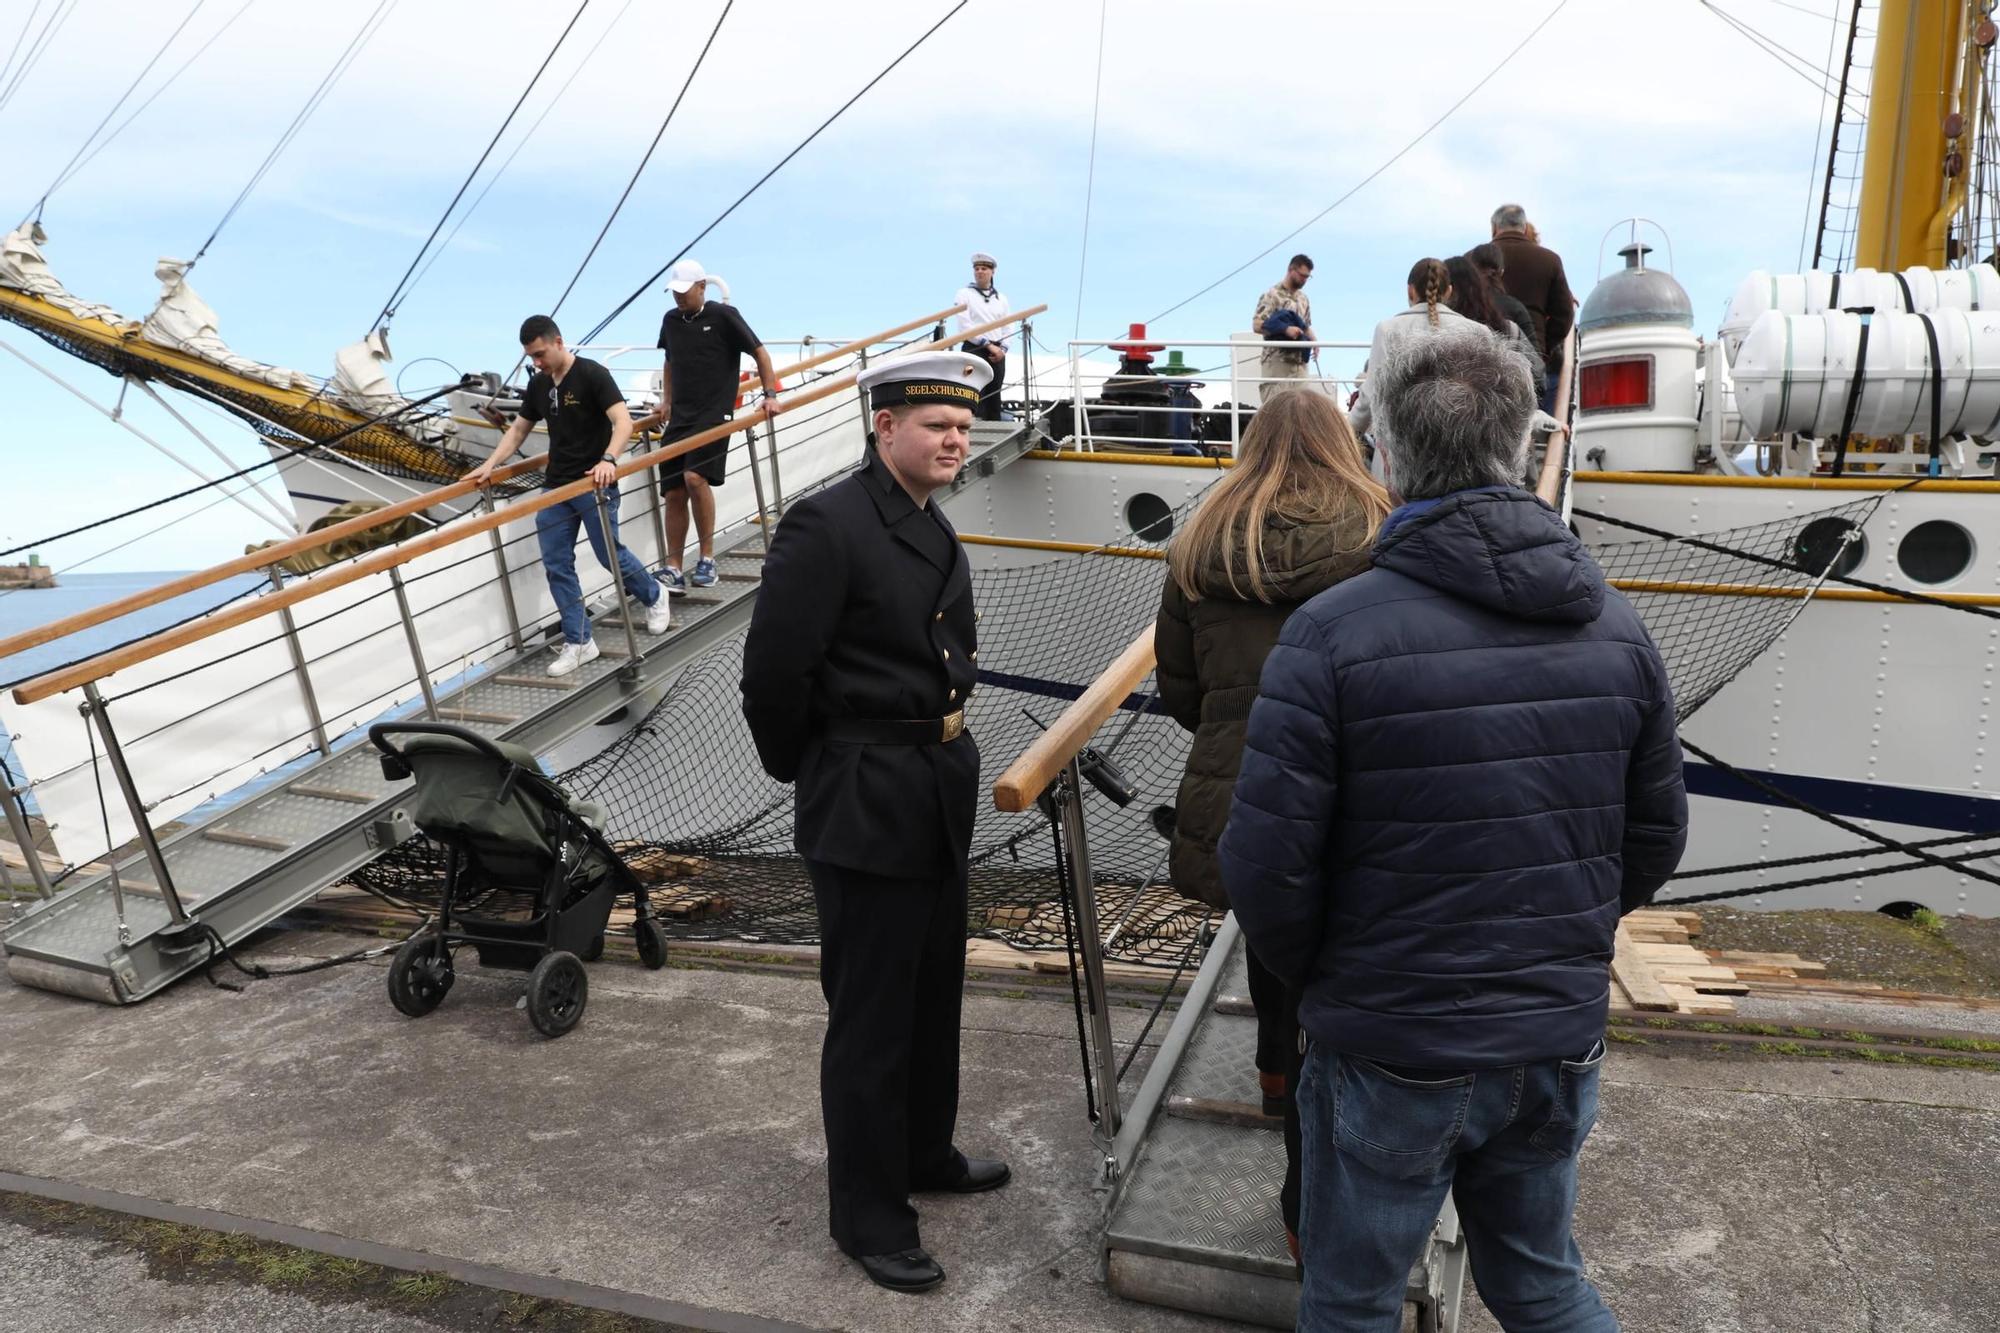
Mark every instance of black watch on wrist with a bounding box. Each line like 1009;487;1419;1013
601;454;617;463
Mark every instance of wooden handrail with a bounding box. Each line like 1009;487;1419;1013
12;305;1045;705
0;304;968;665
991;624;1156;814
1536;331;1577;507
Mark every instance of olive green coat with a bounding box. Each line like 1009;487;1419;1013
1154;511;1375;910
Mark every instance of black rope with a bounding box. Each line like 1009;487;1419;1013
1117;922;1206;1083
187;921;396;992
1674;827;2000;880
1919;311;1945;476
545;0;730;323
1575;502;2000;622
1664;842;2000;905
1680;737;2000;890
1048;798;1099;1125
0;378;469;559
578;0;969;346
370;0;591;332
1828;306;1872;477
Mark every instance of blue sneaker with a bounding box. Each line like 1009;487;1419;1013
690;556;718;588
659;565;687;595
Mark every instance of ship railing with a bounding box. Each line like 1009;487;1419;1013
989;624;1164;1146
1060;336;1370;452
0;303;1043;925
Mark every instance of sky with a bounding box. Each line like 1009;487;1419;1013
0;0;1856;571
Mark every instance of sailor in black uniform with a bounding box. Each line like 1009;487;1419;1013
740;350;1009;1294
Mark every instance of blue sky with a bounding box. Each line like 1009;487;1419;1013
1;0;1850;570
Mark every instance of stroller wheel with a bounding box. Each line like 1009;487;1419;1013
388;934;453;1017
580;932;605;963
527;951;588;1037
636;917;669;971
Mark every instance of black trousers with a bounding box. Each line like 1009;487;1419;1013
1246;941;1304;1235
973;348;1006;420
807;857;969;1256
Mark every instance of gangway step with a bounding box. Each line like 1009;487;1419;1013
492;674;577;690
290;785;376;805
1165;1095;1278;1131
435;708;520;725
201;829;293;853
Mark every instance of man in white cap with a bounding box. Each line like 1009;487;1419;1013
742;349;1009;1295
953;252;1011;421
632;259;782;592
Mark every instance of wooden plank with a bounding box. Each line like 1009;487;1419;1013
201;828;292;852
1213;994;1255;1017
493;674;577;689
1166;1096;1278;1131
438;709;520;724
290;784;375;804
1658;982;1735;1016
615;846;707;883
1610;922;1679;1012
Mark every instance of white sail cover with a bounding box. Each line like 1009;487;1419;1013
140;257;318;390
0;223;130;326
329;327;406;415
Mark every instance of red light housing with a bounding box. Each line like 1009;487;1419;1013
1580;357;1652;412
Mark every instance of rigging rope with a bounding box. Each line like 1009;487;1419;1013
546;0;732;322
187;0;398;270
1070;0;1107;341
368;0;593;333
1793;0;1844;271
1142;0;1568;333
0;0;75;119
0;1;45;100
36;0;256;212
1699;0;1845;101
576;0;970;348
19;0;210;227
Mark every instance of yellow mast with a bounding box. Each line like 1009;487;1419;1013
1853;0;1986;270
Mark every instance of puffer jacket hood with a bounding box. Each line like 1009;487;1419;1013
1189;510;1373;606
1374;489;1605;624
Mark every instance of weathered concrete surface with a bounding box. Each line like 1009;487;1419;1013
1;931;1996;1331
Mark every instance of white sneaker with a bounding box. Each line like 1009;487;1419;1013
548;639;600;677
644;597;671;635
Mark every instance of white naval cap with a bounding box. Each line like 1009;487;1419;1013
970;251;997;267
856;350;992;409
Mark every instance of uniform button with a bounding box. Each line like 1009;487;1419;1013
934;611;944;621
942;649;951;661
970;650;978;661
948;689;959;702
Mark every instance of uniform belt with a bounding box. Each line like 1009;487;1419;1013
821;710;966;745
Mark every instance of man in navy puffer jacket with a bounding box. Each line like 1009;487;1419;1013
1219;324;1686;1333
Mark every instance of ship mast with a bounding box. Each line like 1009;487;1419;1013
1853;0;1988;269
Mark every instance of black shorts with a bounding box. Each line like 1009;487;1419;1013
659;414;732;490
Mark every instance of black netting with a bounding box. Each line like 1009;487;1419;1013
354;484;1883;964
1581;493;1883;721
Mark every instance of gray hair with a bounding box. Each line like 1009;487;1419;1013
1491;202;1529;232
1372;324;1537;500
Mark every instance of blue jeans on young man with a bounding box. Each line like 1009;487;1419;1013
1295;1039;1617;1333
534;486;660;645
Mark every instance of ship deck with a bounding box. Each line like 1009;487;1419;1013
0;927;1994;1332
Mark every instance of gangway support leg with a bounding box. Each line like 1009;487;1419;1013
80;682;187;926
388;569;440;721
763;416;786;516
591;489;643;684
268;568;331;758
1058;757;1123;1142
743;422;772;533
488;529;527;653
0;770;54;900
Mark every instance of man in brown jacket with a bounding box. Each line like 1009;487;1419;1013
1490;204;1574;410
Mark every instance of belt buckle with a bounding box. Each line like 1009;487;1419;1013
940;709;965;742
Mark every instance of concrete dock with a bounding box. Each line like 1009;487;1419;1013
0;930;1994;1330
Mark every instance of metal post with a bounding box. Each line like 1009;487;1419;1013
1058;757;1122;1138
388;568;440;720
267;568;331;758
81;682;186;925
0;773;53;900
742;419;772;532
762;414;786;515
487;528;526;653
855;346;874;459
1229;350;1241;450
639;453;673;573
591;488;643;680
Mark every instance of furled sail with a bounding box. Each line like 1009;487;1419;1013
0;223;128;326
140;257;316;391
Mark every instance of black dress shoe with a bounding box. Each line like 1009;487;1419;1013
856;1248;945;1293
913;1156;1011;1194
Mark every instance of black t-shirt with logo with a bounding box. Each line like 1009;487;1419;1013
656;301;762;427
518;355;624;487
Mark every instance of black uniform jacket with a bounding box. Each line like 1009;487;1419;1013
742;450;980;879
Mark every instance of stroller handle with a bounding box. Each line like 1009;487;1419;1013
369;721;518;766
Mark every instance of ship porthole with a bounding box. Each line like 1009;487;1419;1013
1126;492;1174;542
1792;516;1867;579
1896;520;1974;585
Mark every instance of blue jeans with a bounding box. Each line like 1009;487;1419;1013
1296;1041;1617;1333
534;487;660;645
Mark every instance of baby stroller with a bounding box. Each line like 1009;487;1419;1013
369;722;668;1037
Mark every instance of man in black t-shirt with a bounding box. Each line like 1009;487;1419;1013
631;260;782;592
471;315;668;677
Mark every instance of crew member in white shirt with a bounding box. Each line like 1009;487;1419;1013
953;252;1011;421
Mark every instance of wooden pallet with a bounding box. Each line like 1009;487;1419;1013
1610;909;1743;1016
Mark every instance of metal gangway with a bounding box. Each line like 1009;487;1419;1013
989;628;1470;1332
0;303;1043;1004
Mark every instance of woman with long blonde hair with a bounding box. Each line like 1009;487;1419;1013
1154;387;1390;1256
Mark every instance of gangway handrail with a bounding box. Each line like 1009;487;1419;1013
1536;329;1578;507
992;624;1156;813
12;304;1045;705
0;304;971;666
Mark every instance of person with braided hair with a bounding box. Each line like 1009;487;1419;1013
1346;257;1480;439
